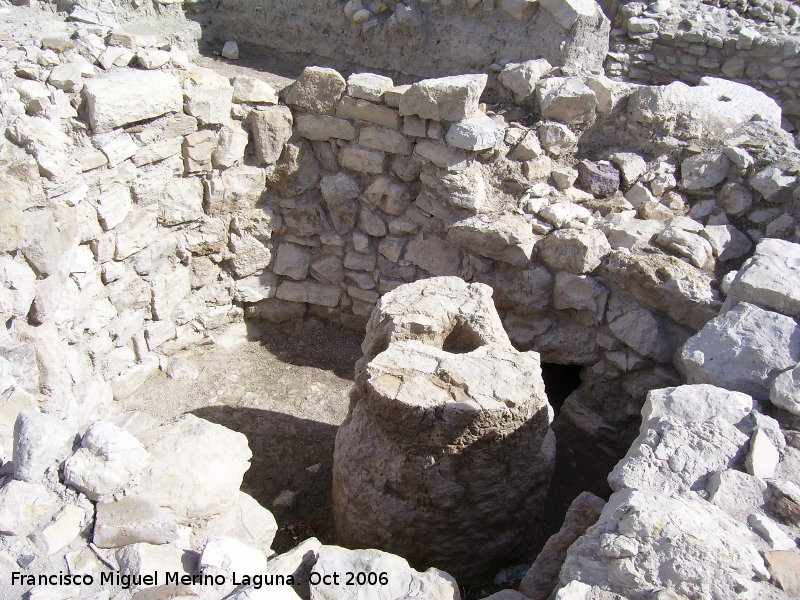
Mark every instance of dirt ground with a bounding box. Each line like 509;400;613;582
120;319;363;553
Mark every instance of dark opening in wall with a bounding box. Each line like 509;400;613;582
541;363;582;414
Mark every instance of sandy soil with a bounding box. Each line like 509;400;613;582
121;320;363;553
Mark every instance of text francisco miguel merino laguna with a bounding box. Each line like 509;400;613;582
12;570;390;588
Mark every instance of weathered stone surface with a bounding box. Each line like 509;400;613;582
642;385;755;432
334;278;554;580
520;492;606;600
655;227;712;268
447;214;536;266
296;113;357;141
499;59;553;103
701;224;752;263
399;74;487;121
681;152;730;191
536;77;597;127
540;0;602;29
276;281;341;307
678;302;800;400
771;366;800;416
556;490;775;598
131;414;252;519
359;126;413;155
267;140;321;197
445;114;504;151
0;480;61;536
538;229;611;274
404;234;461;276
13;409;75;482
339;145;385;174
232;76;279;104
94;496;179;548
248;106;293;165
183;68;234;125
726;239;800;319
347;73;394;102
63;420;150;500
285;67;347;114
320;173;361;234
364;176;412;216
83;71;182;132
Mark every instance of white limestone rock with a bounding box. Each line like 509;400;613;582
538;229;611;274
115;542;190;588
296;113;357;141
556;489;775;599
540;0;602;29
94;496;179;548
63;420;151;500
199;535;270;594
399;74;487;121
309;545;459;600
770;366;800;416
198;491;278;551
726;239;800;319
0;480;62;536
83;70;182;132
232;76;279;104
642;385;755;432
680;151;730;191
347;73;394;102
746;428;780;479
13;409;76;482
536;77;598;127
701;224;752;262
499;59;553;103
131;414;252;519
678;302;800;399
447;214;537;266
445;114;504;151
285;66;347;114
608;415;748;494
183;67;234;125
707;469;768;521
747;513;796;550
655;226;712;268
247;107;293;165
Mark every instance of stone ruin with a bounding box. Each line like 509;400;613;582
333;278;555;580
0;0;799;598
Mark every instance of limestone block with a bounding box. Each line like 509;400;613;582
296;113;357;141
0;480;62;536
334;278;554;579
399;74;487;121
213;123;249;168
183;68;234;125
132;414;252;519
538;229;611;274
63;420;150;500
359;126;413;155
285;67;347;114
159;177;204;226
267;139;321;197
642;385;755;433
273;242;311;281
83;70;182;132
339;145;385;173
540;0;601;29
681;151;730;191
404;234;461;276
232;76;279;104
94;496;179;548
553;272;608;321
248;106;293;165
447;214;537;266
678;302;800;399
228;233;272;279
337;97;400;129
276;281;341;307
750;167;796;203
609;152;646;189
499;59;553;103
771;366;800;416
347;73;394;102
13;409;75;482
183;129;216;173
556;490;774;598
445;114;504;151
655;227;712;268
364;176;412;215
536;77;598;127
726;239;800;318
320;173;361;233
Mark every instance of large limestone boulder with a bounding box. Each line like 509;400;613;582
334;278;555;580
83;71;182;132
627;77;782;140
725;239;800;319
399;74;487;121
284;66;346;114
677;302;800;400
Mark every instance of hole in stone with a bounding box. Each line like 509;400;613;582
441;320;483;354
541;363;582;415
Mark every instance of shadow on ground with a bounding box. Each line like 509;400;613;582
192;405;340;553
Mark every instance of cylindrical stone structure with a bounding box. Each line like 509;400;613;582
332;277;555;580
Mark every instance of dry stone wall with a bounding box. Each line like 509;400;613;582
190;0;611;80
607;0;800;131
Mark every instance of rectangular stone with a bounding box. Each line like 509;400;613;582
359;126;413;155
413;139;467;171
296;113;357;141
336;97;400;129
339;146;385;174
276;281;341;307
83;71;183;133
